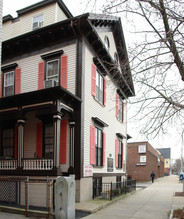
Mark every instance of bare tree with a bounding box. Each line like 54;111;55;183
172;158;183;174
94;0;184;138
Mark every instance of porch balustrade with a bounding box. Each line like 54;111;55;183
23;159;54;170
0;159;17;170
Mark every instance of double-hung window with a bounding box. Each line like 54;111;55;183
118;140;122;168
4;71;14;97
96;71;104;104
91;64;106;106
46;59;59;86
119;97;123;122
116;93;124;122
43;122;54;159
95;127;103;166
1;127;14;157
33;14;44;30
39;50;67;90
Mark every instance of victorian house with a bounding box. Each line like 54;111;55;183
0;0;134;203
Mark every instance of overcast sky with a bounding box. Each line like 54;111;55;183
2;0;182;162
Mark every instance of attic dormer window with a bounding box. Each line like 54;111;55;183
33;14;44;30
104;35;110;51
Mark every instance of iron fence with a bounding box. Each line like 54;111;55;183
93;179;136;200
0;177;55;218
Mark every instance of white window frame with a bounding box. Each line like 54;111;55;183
4;71;14;97
96;71;104;104
46;59;59;82
32;14;44;30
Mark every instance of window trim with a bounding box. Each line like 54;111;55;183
95;127;103;167
95;70;105;105
118;139;122;168
0;126;15;158
32;13;44;30
3;71;15;97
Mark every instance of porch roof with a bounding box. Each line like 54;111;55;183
0;86;81;110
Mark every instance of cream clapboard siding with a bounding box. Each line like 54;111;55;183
20;182;47;207
98;32;118;62
55;2;68;22
84;45;127;174
1;43;76;96
2;3;57;42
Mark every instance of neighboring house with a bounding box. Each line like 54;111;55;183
127;142;164;181
157;148;171;175
0;0;135;204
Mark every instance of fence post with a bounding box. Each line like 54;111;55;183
110;182;112;200
125;179;127;194
25;176;29;217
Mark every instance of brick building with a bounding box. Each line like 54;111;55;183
127;142;164;181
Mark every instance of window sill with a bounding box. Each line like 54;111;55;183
93;96;105;107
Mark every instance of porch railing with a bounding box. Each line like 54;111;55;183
0;159;17;170
23;159;54;170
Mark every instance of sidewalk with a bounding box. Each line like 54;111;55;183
80;175;184;219
0;175;183;218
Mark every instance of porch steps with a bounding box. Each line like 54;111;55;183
0;205;53;218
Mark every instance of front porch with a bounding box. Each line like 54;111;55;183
0;87;80;177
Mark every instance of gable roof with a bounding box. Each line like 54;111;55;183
157;148;171;159
3;0;72;23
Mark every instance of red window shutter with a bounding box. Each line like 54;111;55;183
60;120;67;164
0;72;3;98
104;78;106;106
14;125;18;159
36;122;42;158
103;132;106;166
15;68;21;95
91;64;96;97
115;139;118;167
116;93;119;118
60;55;68;89
38;62;44;90
122;142;124;168
90;125;95;165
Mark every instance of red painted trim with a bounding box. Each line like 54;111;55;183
90;125;95;165
115;139;118;168
38;62;44;90
91;64;96;97
60;120;67;164
14;125;18;159
104;78;106;106
60;55;68;89
116;93;119;118
36;122;42;158
15;68;21;94
103;132;106;166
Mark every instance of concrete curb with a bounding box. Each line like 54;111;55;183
169;209;173;219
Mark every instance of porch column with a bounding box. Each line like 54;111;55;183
17;119;25;168
53;114;62;168
69;121;75;171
